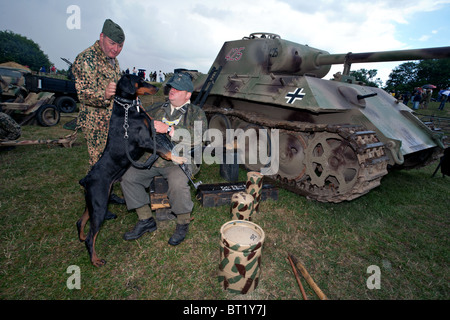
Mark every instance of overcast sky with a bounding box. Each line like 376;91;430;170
1;0;449;85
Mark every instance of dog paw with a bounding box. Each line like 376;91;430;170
92;258;107;267
172;155;187;165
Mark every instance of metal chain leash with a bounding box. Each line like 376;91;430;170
115;97;141;140
123;104;131;139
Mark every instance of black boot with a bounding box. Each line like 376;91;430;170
109;193;126;205
105;211;117;220
123;217;157;240
168;223;189;246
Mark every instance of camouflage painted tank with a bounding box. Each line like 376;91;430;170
189;33;450;203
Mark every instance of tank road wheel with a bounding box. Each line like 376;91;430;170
242;124;271;172
209;114;231;137
277;131;307;180
208;114;231;147
231;118;248;130
304;132;360;196
301;129;389;202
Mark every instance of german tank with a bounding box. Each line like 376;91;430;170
190;32;450;202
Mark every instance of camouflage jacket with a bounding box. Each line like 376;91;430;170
72;40;121;130
145;101;207;168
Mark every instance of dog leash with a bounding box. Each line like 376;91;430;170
114;96;139;139
114;96;158;169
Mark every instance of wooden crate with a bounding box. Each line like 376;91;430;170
196;181;278;207
150;176;170;210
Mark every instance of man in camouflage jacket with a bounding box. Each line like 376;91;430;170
121;72;207;246
72;19;124;167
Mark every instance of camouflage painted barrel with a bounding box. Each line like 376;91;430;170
246;171;263;212
218;220;265;294
230;191;254;220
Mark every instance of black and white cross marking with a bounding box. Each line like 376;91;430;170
285;88;306;104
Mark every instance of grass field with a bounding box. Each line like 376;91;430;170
1;99;449;301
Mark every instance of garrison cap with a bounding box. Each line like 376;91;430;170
102;19;125;44
167;72;194;93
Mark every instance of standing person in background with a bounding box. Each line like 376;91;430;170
422;89;432;109
402;92;411;106
72;18;126;212
412;89;422;110
439;89;449;111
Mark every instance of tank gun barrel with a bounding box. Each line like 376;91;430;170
315;46;450;75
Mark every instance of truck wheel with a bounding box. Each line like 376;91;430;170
0;112;21;140
55;96;77;113
36;104;60;127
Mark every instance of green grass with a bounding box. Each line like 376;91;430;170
0;102;449;300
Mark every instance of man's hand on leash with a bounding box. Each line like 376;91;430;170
105;82;117;100
154;120;175;137
172;155;188;165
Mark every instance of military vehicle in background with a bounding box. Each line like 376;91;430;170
0;62;79;148
0;63;29;100
25;72;78;113
0;61;78;127
189;32;450;203
0;64;59;127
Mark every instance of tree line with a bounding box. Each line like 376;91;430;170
347;58;450;95
384;59;450;94
0;30;52;72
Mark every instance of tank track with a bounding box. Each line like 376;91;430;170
204;106;389;203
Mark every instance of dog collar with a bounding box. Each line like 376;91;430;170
114;96;139;110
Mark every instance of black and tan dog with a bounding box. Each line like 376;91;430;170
76;74;182;267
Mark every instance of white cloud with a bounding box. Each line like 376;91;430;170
418;35;431;41
1;0;448;85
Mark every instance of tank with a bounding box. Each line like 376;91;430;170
189;32;450;203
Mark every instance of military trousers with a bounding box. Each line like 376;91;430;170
121;164;194;215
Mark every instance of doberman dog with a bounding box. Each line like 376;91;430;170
76;74;184;267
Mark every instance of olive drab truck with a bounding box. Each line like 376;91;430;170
189;33;450;203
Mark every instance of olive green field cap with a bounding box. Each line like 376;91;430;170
167;72;194;92
101;19;125;44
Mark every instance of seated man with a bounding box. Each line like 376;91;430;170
121;72;207;245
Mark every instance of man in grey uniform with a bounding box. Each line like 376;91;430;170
121;72;207;246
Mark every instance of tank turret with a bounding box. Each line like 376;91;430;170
190;33;449;203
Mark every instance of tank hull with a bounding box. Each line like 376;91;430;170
189;33;445;202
